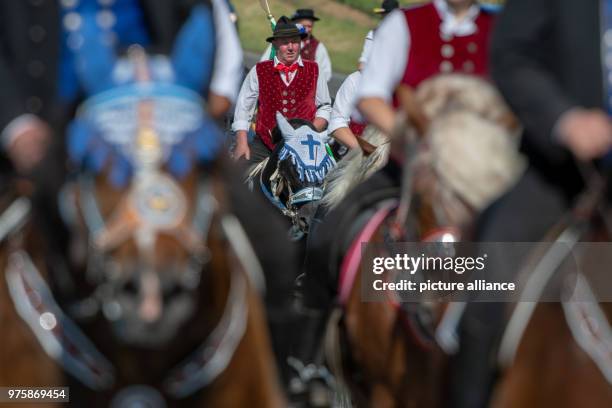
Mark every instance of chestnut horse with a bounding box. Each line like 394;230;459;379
317;75;525;407
0;50;284;408
492;177;612;408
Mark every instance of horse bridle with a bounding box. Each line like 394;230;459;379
57;173;214;324
2;171;266;399
259;163;324;226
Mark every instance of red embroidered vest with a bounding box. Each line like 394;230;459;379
255;60;319;149
400;3;493;88
301;36;320;62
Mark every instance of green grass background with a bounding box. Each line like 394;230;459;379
232;0;383;74
232;1;504;74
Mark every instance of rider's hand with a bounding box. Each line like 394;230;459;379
556;108;612;161
6;117;51;173
232;131;250;161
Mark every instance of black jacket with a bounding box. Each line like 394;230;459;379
491;0;603;190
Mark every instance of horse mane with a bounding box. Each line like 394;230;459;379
321;127;389;210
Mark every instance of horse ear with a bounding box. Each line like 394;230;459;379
275;112;295;140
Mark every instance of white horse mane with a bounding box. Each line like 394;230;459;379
320;127;389;209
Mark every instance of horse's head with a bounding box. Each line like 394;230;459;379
251;112;335;238
396;74;527;235
64;49;224;347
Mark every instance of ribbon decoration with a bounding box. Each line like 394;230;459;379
259;0;277;60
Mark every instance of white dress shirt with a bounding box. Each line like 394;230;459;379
329;71;365;134
260;40;333;83
232;56;332;132
356;0;482;103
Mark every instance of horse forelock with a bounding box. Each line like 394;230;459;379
417;73;518;132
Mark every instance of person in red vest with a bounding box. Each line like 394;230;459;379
300;0;497;403
357;0;494;135
260;9;333;84
233;17;332;163
291;9;332;84
356;2;504;407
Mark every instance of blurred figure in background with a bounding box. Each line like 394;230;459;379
358;0;399;71
260;8;333;84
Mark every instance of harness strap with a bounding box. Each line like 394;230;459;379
7;244;252;398
164;260;249;397
6;250;116;391
498;225;583;368
78;175;106;237
0;197;31;243
288;187;324;206
220;214;266;294
562;274;612;385
338;200;398;305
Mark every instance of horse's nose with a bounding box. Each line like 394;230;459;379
297;201;320;232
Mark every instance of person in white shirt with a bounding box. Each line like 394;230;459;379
358;0;399;70
330;0;402;150
328;34;374;150
259;9;333;84
329;72;364;150
356;0;492;136
303;1;495;401
233;16;332;163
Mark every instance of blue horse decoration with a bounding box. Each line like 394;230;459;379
247;112;336;239
67;5;223;186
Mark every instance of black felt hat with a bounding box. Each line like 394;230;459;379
290;9;320;22
266;16;308;42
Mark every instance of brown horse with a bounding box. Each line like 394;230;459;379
0;51;284;408
0;167;284;408
492;180;612;408
319;74;524;407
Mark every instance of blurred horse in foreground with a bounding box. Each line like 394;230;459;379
310;74;525;407
492;173;612;408
0;48;284;407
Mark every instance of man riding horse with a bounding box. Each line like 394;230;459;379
462;0;612;406
232;16;332;164
297;0;500;401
